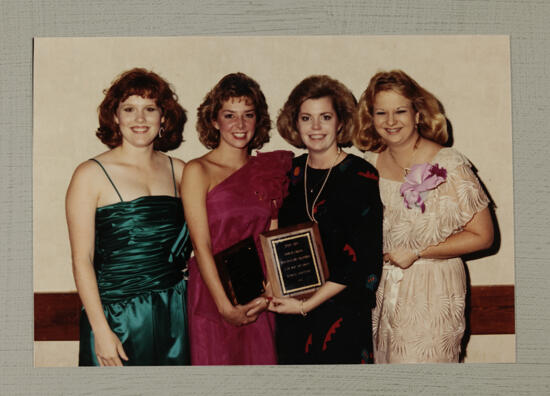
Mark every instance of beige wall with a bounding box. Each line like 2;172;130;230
33;36;514;365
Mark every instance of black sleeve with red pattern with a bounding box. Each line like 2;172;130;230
322;158;383;308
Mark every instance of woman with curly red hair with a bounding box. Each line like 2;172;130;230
66;68;191;366
182;72;292;365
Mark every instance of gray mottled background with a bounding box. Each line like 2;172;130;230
1;0;548;394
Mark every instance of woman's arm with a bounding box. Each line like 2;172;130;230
268;281;346;314
269;161;384;315
181;161;267;326
66;161;128;366
385;206;494;269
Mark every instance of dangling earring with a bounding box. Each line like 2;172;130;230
158;126;165;138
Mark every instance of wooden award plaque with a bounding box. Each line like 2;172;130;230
259;222;329;299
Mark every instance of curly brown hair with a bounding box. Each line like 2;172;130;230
196;73;271;151
96;68;187;151
276;75;357;149
354;70;448;152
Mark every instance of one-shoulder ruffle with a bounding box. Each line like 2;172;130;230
250;150;293;218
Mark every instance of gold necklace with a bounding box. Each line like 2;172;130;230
304;149;341;223
389;135;422;176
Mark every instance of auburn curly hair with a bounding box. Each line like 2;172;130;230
354;69;448;152
196;72;271;151
96;68;187;151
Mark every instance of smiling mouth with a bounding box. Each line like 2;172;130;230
131;126;150;134
385;128;401;134
232;132;248;139
308;134;326;140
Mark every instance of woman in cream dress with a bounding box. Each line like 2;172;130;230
354;70;494;363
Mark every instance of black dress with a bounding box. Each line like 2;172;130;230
276;153;383;364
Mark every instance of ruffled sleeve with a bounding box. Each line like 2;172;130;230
425;148;490;244
250;150;294;219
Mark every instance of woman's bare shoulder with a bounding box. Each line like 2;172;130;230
182;156;213;184
66;159;105;206
90;148;118;164
71;158;105;181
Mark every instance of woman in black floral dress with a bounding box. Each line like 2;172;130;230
268;75;383;364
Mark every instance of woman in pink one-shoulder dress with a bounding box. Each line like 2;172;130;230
181;73;292;365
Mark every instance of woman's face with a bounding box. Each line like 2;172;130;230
297;96;342;155
114;95;164;148
213;97;256;150
372;89;419;148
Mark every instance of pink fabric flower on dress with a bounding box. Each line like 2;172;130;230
399;163;447;213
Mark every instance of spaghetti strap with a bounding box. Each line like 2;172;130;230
169;156;178;198
90;158;124;202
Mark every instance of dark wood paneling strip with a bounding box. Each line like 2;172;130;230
468;285;515;335
34;292;81;341
34;285;515;341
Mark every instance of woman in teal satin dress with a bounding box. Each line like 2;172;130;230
66;68;191;366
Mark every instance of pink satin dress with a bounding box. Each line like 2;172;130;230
187;150;292;365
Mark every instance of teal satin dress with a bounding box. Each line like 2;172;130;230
79;158;191;366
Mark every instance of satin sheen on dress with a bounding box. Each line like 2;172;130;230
187;151;292;365
79;180;191;365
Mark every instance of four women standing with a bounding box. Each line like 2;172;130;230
68;67;494;366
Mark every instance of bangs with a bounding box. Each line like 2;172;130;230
220;94;254;107
115;74;161;103
119;87;158;103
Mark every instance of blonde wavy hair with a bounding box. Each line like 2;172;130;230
353;70;448;152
